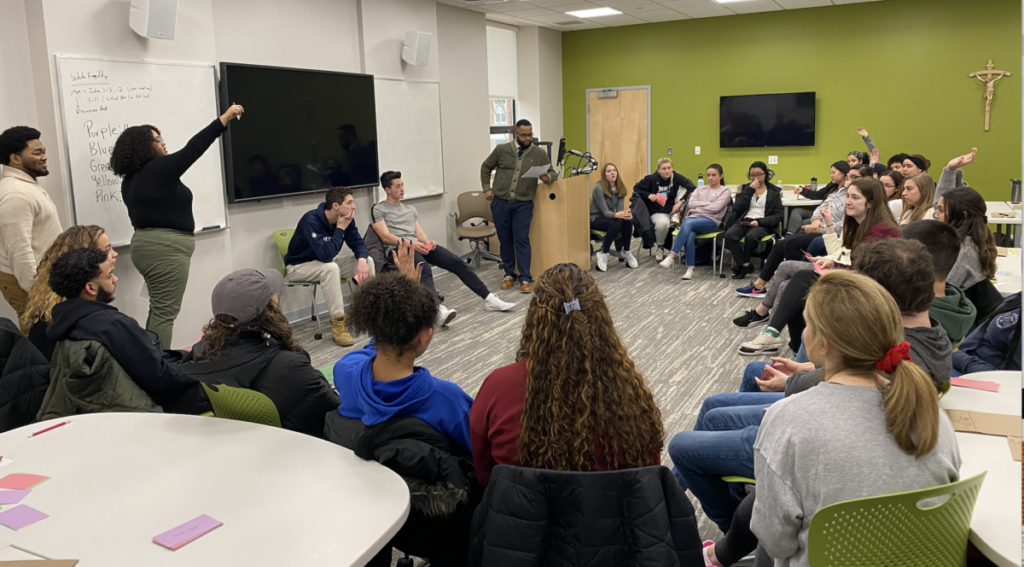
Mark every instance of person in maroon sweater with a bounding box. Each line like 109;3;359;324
470;263;663;486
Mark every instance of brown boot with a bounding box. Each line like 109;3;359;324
501;276;515;290
520;281;533;294
332;314;354;347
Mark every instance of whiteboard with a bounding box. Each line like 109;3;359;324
55;56;228;247
373;79;445;201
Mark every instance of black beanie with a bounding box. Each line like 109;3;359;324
832;161;851;175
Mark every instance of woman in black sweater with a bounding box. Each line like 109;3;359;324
110;104;243;347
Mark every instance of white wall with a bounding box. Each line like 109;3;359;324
0;0;506;346
516;25;563;148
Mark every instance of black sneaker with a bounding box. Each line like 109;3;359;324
733;309;770;328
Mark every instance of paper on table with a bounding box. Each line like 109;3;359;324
520;165;550;179
991;211;1015;218
996;247;1008;257
1007;436;1021;462
0;474;48;490
949;377;1001;392
0;490;31;505
153;514;223;550
0;505;48;530
945;409;1020;437
0;458;13;471
0;562;79;566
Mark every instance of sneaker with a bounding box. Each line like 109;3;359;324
679;267;693;280
738;330;785;355
658;254;676;269
596;252;609;272
484;293;515;312
436;305;457;327
670;213;682;228
733;309;770;328
735;282;766;298
655;247;665;262
703;541;723;567
624;251;639;269
500;276;515;290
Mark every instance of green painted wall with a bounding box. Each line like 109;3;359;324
561;0;1021;200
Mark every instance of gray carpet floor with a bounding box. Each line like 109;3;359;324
293;238;794;542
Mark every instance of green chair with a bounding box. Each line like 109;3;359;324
319;364;334;386
201;383;282;427
807;472;986;567
272;229;353;341
670;226;726;275
720;223;781;277
722;475;756;485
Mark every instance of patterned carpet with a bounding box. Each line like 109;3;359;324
294;237;793;542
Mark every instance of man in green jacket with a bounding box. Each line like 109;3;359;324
479;119;556;294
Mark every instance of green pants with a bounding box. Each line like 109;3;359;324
131;228;195;348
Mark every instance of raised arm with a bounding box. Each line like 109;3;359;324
935;148;975;207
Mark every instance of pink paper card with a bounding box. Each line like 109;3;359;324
153;514;223;550
950;377;1001;392
0;505;48;530
655;194;667;207
0;474;48;490
0;489;31;505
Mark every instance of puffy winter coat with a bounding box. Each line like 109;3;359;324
0;318;49;432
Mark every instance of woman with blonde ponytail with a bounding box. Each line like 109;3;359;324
750;270;960;567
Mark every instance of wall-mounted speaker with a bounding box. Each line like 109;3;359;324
130;0;179;40
401;31;432;67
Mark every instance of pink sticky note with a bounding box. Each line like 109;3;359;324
153;514;223;550
0;505;48;530
950;377;1001;392
0;489;31;505
0;474;48;490
656;194;667;207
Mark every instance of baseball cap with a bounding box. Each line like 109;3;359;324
211;268;285;325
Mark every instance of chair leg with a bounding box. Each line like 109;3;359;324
309;285;323;341
720;241;728;276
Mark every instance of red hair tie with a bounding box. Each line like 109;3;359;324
875;341;912;374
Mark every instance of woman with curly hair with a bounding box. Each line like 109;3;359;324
110;103;243;347
19;225;114;360
470;262;664;486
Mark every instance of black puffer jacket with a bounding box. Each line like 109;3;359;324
0;318;49;432
469;465;703;567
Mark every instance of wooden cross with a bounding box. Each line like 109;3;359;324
969;60;1011;131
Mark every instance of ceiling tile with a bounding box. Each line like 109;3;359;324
484;1;552;11
726;0;783;13
600;0;660;6
554;2;608;11
523;0;585;6
636;10;692;21
831;0;882;3
684;7;737;17
524;11;586;22
655;0;720;8
507;7;564;16
774;0;832;7
587;13;648;25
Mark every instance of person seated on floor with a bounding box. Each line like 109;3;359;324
733;178;900;356
590;162;638;271
180;268;339;438
901;220;977;344
668;237;954;534
750;270;960;567
952;292;1021;375
722;161;784;280
898;172;935;226
787;161;849;233
19;225;116;361
470;262;663;487
660;164;732;280
631;157;697;262
372;171;514;327
42;247;209;415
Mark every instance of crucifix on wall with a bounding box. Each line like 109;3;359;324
968;60;1011;131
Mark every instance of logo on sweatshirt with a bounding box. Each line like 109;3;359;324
311;232;317;239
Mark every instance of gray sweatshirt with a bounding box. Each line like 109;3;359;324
810;185;847;233
948;235;986;290
751;382;961;567
934;168;965;208
590;183;624;221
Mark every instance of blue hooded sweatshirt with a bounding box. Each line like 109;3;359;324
334;344;473;454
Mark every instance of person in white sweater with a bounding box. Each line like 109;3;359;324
750;270;960;567
659;164;731;279
0;126;62;318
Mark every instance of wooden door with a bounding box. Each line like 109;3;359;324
588;88;649;190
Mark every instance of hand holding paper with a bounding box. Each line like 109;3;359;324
521;165;550;179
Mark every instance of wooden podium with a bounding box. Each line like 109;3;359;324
529;173;592;275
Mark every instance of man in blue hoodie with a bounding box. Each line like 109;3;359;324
285;186;375;347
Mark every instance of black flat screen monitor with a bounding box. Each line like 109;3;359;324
719;92;815;148
220;63;379;203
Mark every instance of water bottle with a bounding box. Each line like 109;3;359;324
811;177;818;191
697;173;704;187
1011;179;1021;204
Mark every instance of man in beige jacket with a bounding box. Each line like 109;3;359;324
0;126;62;318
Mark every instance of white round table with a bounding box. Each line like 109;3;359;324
0;413;410;566
939;371;1021;567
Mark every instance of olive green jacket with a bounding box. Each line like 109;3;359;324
480;142;556;202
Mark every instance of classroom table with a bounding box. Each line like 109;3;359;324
993;248;1021;297
939;370;1021;567
985;201;1019;247
780;189;822;231
0;413;411;566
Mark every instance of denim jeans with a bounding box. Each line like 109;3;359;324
670;216;718;266
807;235;827;257
698;392;782;432
668;426;759;532
795;340;809;363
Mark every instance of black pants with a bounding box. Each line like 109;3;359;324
758;231;819;282
713;488;758;566
590;216;632;253
724;225;771;268
769;269;819;352
413;245;490;301
491;197;534;282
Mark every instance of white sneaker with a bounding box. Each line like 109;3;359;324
680;267;693;280
659;254;676;269
596;252;609;272
670;214;682;228
655;247;665;262
484;293;515;312
624;251;639;269
436;305;457;327
738;330;785;355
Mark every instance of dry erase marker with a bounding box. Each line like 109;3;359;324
233;102;241;120
30;421;69;438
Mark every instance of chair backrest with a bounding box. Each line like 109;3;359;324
272;229;294;276
201;383;282;427
455;191;494;225
807;472;986;567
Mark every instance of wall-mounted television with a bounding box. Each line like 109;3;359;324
719;92;815;148
219;63;379;203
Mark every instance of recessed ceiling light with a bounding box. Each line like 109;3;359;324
565;7;622;18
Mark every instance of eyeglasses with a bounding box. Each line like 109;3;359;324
516;132;534;139
748;172;766;179
154;137;164;144
883;184;896;189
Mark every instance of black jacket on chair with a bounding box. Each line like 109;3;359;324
469;465;703;567
0;318;49;433
731;183;784;234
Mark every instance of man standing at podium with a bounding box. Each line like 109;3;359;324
480;119;556;294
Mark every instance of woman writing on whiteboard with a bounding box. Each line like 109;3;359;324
110;104;244;348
